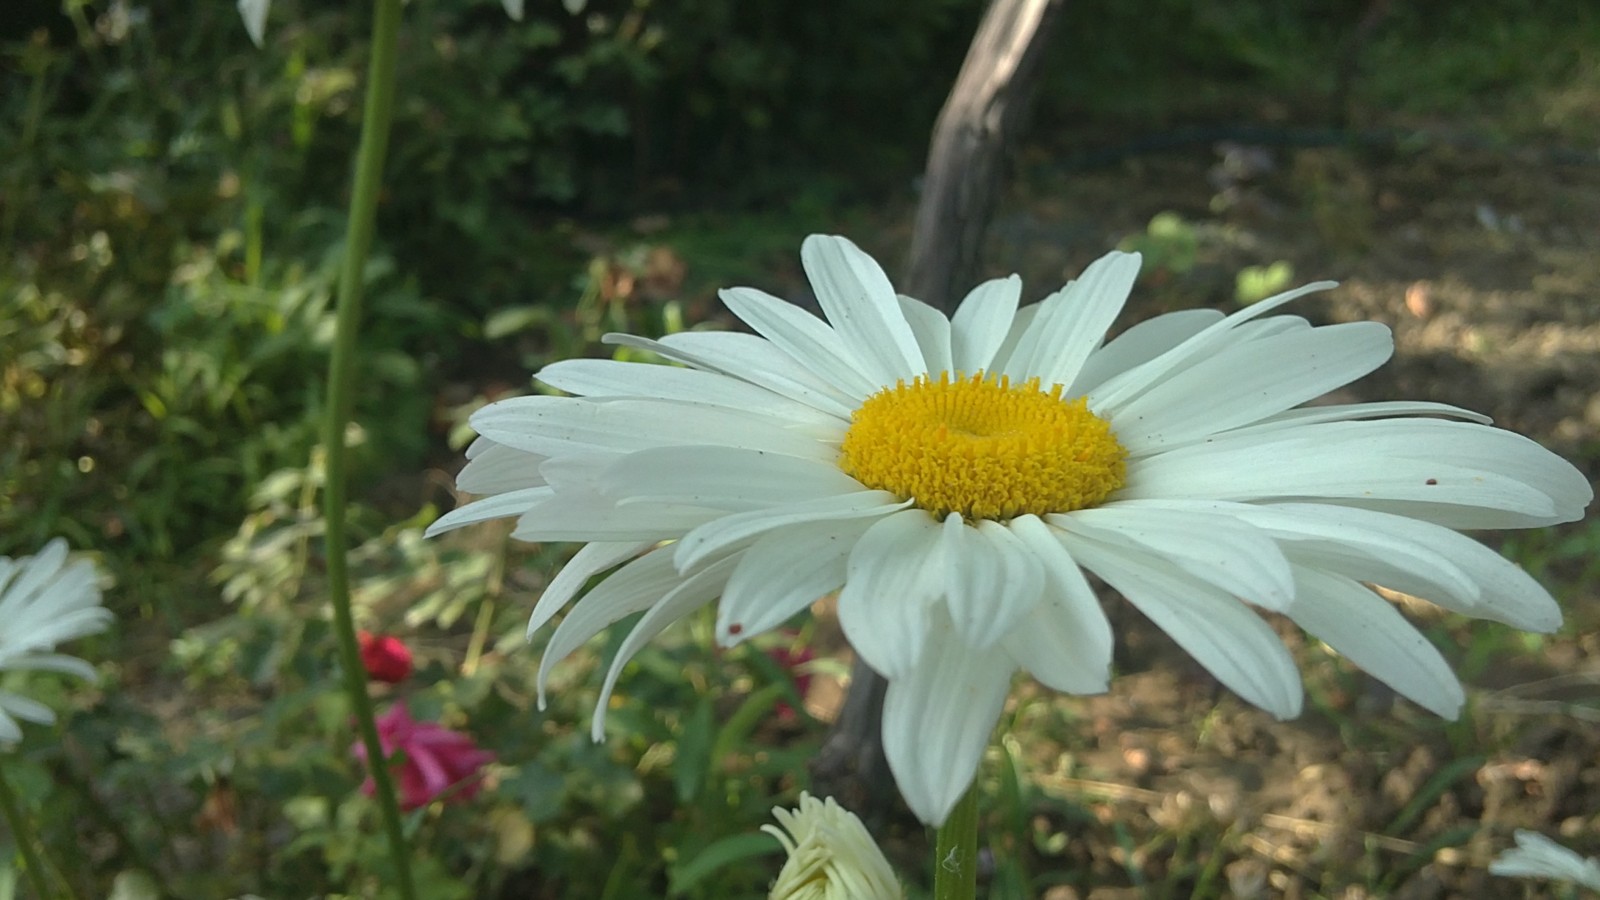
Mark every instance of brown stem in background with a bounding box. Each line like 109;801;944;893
809;0;1066;819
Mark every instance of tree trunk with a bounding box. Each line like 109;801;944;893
905;0;1066;312
809;0;1066;819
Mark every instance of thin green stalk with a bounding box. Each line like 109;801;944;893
322;1;413;898
933;781;980;900
0;766;58;900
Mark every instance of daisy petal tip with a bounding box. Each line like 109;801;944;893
1515;601;1564;635
801;233;848;253
1266;689;1305;722
898;778;960;827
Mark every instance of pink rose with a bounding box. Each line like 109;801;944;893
357;631;414;684
352;703;493;810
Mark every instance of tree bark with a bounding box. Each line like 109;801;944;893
905;0;1066;312
809;0;1066;819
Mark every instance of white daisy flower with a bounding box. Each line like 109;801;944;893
765;792;901;900
429;235;1591;825
1490;830;1600;890
0;539;111;745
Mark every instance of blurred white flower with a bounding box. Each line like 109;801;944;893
1490;830;1600;890
237;0;269;47
237;0;523;47
764;792;900;900
432;234;1590;824
0;539;110;744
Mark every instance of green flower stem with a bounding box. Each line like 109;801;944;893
322;1;412;899
933;780;980;900
0;766;58;900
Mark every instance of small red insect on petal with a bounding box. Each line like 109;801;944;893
1425;478;1438;485
728;623;743;636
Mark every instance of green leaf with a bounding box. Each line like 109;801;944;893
504;760;568;824
1236;261;1295;304
673;697;717;803
667;832;780;897
709;682;787;770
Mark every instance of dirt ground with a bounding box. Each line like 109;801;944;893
803;138;1600;898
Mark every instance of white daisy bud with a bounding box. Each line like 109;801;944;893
764;792;901;900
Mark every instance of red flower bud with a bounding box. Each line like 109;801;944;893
358;631;413;684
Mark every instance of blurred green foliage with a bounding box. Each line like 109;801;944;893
2;0;1598;896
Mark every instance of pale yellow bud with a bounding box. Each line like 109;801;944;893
764;792;901;900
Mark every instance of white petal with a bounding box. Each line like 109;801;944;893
4;610;109;654
987;302;1043;373
719;287;880;398
455;443;546;494
1089;280;1338;410
237;0;268;46
511;488;717;542
535;357;840;427
426;486;553;537
537;451;615;488
715;518;871;645
598;445;864;513
940;515;1045;649
882;617;1014;824
501;0;524;20
801;235;926;382
0;540;68;621
1257;504;1561;631
1003;251;1142;388
0;691;55;726
536;546;683;706
836;510;945;677
896;294;953;376
949;275;1021;375
1069;308;1225;396
674;491;910;573
1001;515;1113;693
1229;400;1493;433
526;541;653;639
1110;321;1394;454
1060;530;1304;718
1404;533;1562;632
472;396;828;460
2;653;97;681
1491;831;1600;888
590;557;737;740
1235;315;1312;339
1187;501;1484;616
1051;502;1294;611
605;331;858;418
1121;419;1586;528
1285;566;1465;718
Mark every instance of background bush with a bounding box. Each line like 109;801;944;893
2;0;1597;895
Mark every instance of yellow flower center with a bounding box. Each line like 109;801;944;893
838;372;1126;521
